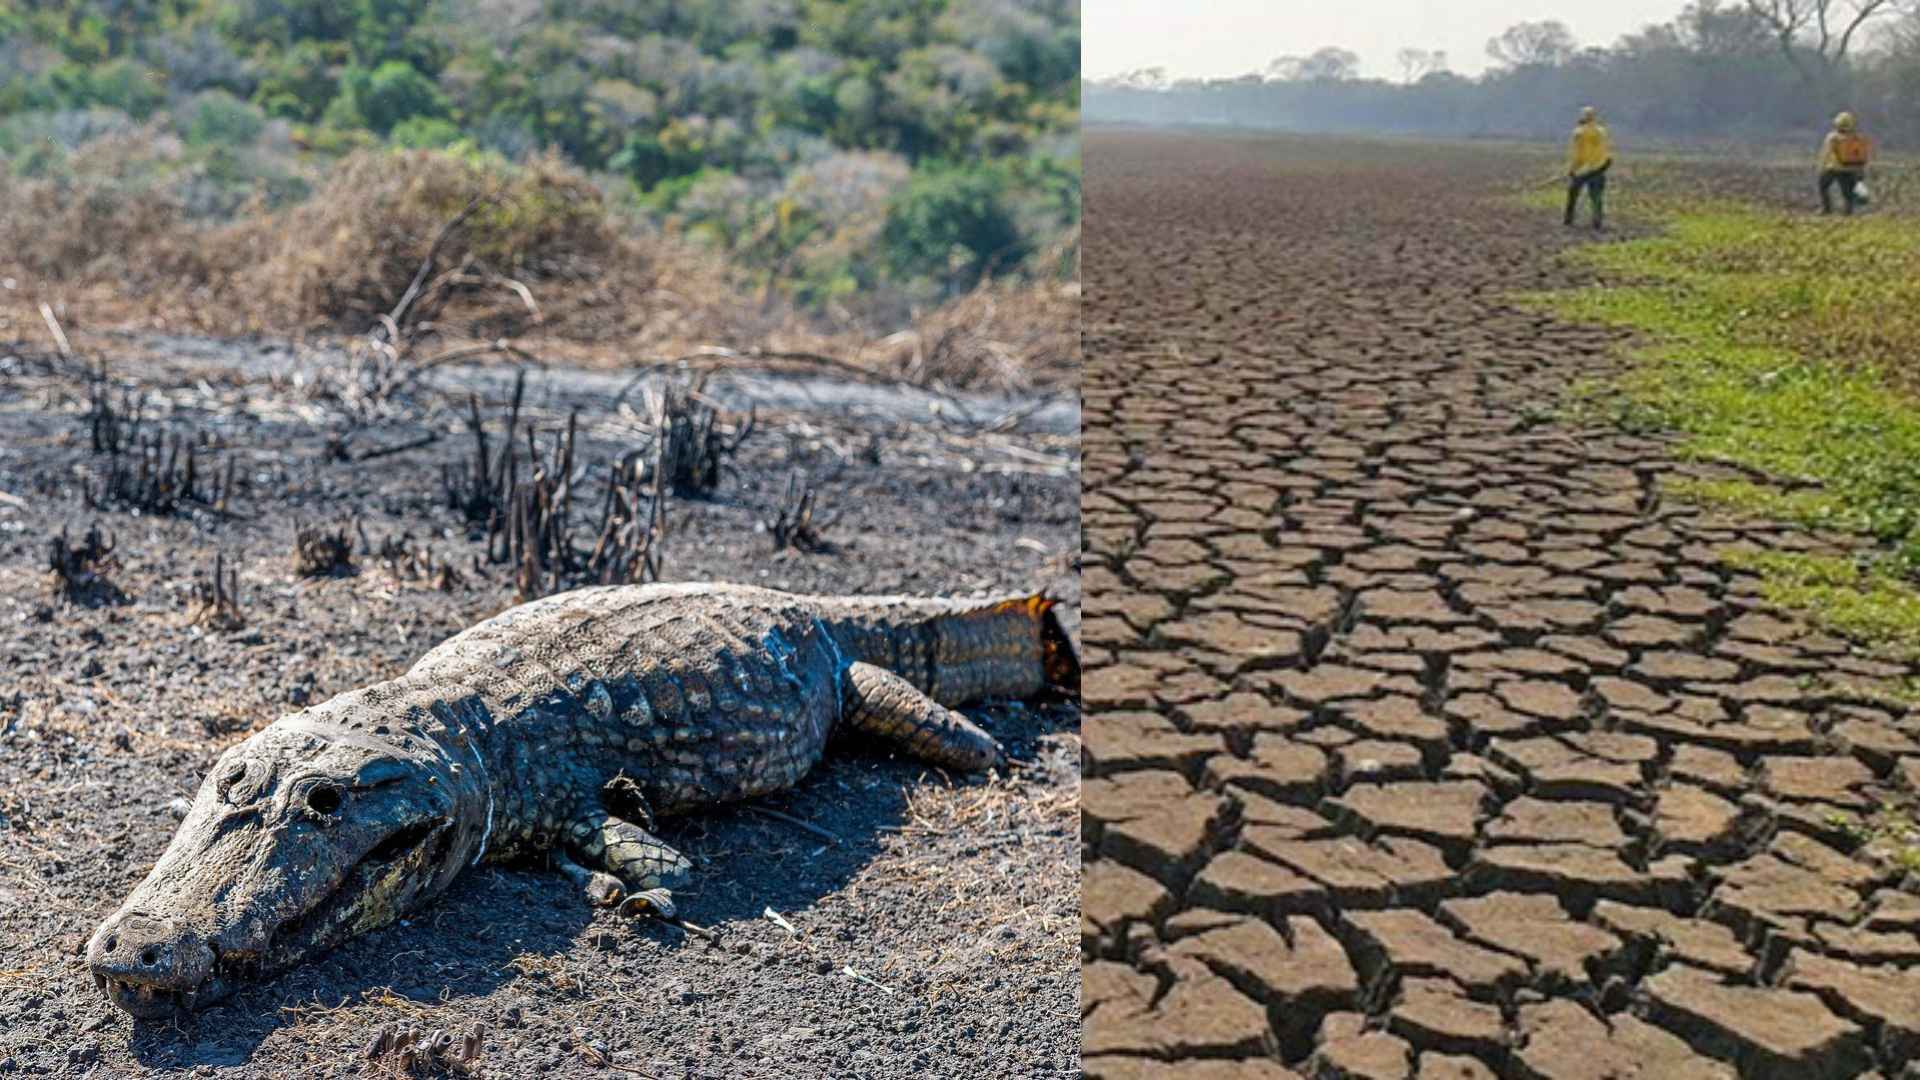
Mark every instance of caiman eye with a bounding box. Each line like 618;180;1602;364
221;761;260;806
306;785;343;817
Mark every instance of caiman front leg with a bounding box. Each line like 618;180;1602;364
553;851;624;907
562;807;693;919
840;661;1006;772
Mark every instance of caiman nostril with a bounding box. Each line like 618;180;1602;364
88;911;215;1010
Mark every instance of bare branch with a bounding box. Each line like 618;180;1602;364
1745;0;1902;85
380;194;495;341
1834;0;1898;61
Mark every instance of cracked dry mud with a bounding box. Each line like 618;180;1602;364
1080;131;1920;1080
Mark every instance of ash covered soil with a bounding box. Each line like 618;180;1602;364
0;335;1080;1079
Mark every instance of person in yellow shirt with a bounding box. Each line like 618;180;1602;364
1565;106;1613;230
1818;111;1872;215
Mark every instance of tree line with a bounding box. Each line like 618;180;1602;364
0;0;1080;321
1086;0;1920;147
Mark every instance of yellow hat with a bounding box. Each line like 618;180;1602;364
1580;106;1597;123
1835;111;1856;131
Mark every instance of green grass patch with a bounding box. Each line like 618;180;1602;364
1552;295;1920;561
1721;550;1920;660
1663;477;1853;530
1567;209;1920;386
1827;804;1920;876
1515;185;1569;217
1528;191;1920;658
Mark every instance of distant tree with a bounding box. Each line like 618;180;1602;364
1395;47;1447;83
218;0;356;49
1893;0;1920;45
1265;56;1304;81
1743;0;1913;91
1270;47;1360;82
436;0;543;52
1083;0;1920;147
882;165;1027;292
252;40;338;121
1486;20;1578;68
327;60;448;134
186;90;267;146
70;57;166;118
144;27;257;97
946;0;1077;90
611;129;704;190
1302;47;1361;80
350;0;441;69
389;114;462;148
1679;0;1776;55
1110;66;1169;89
0;0;1081;316
1880;9;1920;118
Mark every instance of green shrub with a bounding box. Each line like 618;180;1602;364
390;115;462;148
9;139;67;179
642;165;733;213
217;0;356;50
253;41;339;122
0;0;1078;322
348;0;444;70
327;60;447;135
882;165;1028;290
43;58;165;118
186;90;266;146
293;123;380;156
1537;192;1920;658
612;130;704;191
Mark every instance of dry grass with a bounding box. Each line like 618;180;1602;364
291;522;357;578
861;757;1078;1004
222;149;615;328
47;523;121;605
0;175;187;286
1;145;1077;393
3;147;748;354
853;278;1081;392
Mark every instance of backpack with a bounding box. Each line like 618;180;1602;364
1835;133;1871;168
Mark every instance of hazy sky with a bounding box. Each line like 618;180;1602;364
1083;0;1693;81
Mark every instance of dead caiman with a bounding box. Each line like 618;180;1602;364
87;582;1078;1018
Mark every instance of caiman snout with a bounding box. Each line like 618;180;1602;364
87;911;216;1018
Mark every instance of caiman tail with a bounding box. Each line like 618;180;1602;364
818;592;1081;707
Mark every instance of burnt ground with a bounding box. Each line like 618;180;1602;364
0;333;1080;1078
1081;131;1920;1079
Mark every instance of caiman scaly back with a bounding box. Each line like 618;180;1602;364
86;583;1078;1018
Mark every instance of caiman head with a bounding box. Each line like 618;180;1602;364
87;702;492;1018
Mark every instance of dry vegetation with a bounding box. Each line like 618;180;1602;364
0;144;1079;393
